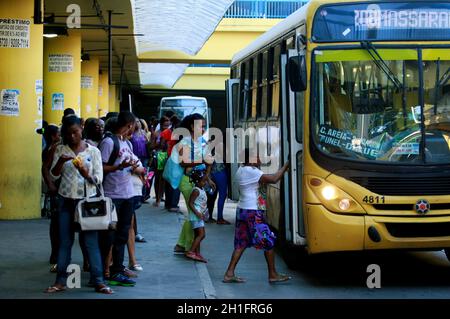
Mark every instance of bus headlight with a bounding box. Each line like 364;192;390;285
308;176;365;214
322;186;337;200
338;198;351;211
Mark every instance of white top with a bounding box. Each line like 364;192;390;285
131;174;143;197
235;166;266;210
50;144;103;199
189;186;208;222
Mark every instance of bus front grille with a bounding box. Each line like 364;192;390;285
385;222;450;238
373;203;450;211
349;176;450;196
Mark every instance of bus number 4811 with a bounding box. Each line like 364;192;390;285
362;196;385;204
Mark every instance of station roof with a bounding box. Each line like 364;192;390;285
45;0;235;89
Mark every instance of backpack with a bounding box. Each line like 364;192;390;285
101;131;133;166
102;131;121;166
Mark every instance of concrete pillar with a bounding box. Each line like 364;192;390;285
98;71;109;118
80;57;99;119
109;84;120;113
43;31;81;124
0;0;43;219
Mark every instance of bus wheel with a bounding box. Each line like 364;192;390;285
444;249;450;263
278;242;309;270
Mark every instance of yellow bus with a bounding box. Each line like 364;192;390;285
226;0;450;262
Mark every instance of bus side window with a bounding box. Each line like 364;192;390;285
251;55;260;119
286;35;295;50
260;50;269;119
270;44;281;117
237;63;245;123
241;60;252;121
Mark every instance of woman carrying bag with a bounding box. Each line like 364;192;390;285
45;115;113;294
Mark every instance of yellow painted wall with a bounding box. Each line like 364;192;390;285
172;67;230;90
139;18;280;90
109;84;120;113
43;31;81;124
98;71;109;118
80;57;99;119
0;0;43;219
138;19;281;64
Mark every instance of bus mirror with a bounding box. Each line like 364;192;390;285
288;54;307;92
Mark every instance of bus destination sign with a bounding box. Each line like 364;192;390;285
312;2;450;42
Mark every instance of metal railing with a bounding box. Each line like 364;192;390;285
224;0;308;19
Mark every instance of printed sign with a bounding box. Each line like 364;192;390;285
81;76;93;89
35;79;43;95
37;96;43;116
319;124;380;159
0;18;30;48
0;89;20;116
52;93;64;111
48;54;73;72
355;5;450;30
393;143;420;155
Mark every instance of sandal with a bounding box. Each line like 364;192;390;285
95;284;114;294
195;253;208;263
44;285;66;293
223;275;246;283
185;251;204;262
217;219;231;225
269;274;292;283
173;245;185;254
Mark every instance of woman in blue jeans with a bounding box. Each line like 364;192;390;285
45;115;113;294
206;162;230;224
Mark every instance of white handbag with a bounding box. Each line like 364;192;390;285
75;182;118;231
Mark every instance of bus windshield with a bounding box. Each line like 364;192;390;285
159;98;208;123
312;48;450;164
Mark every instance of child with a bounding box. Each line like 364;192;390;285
185;169;209;263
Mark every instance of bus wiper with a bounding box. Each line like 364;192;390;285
360;41;403;90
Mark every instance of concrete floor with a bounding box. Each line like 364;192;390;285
1;196;450;299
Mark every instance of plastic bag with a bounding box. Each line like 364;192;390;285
162;148;183;189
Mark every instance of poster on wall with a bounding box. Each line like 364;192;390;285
0;89;20;116
0;18;30;48
35;79;43;95
81;76;93;89
37;96;43;116
52;93;64;111
48;54;74;73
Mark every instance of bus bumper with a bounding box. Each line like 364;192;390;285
306;204;450;254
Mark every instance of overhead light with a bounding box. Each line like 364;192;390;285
43;25;68;38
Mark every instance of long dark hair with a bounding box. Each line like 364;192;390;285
61;115;82;145
180;113;205;133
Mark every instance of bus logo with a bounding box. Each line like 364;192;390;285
415;199;430;215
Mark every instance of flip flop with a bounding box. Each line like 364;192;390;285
95;285;114;294
269;274;292;283
44;286;66;293
222;276;246;283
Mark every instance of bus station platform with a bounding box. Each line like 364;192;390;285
0;197;294;299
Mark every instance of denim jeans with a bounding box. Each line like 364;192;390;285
207;170;228;220
55;196;104;286
106;198;134;275
165;183;180;209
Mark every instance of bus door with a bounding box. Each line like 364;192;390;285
281;50;306;245
226;79;240;201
